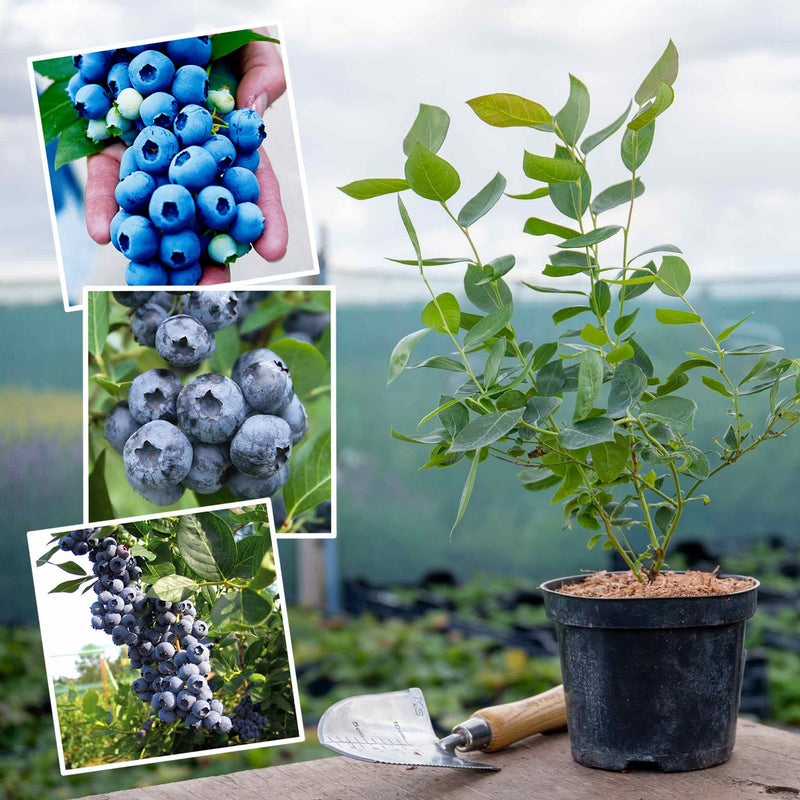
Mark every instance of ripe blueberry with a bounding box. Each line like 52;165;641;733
230;415;292;478
155;315;212;366
122;419;193;490
128;368;183;424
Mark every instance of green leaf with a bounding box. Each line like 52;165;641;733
655;505;677;536
506;187;550;200
55;560;86;576
557;225;621;249
619;265;657;302
283;430;332;519
519;472;561;492
421;292;460;333
632;244;683;260
523;217;581;240
679;446;710;480
407;356;466;373
88;292;109;359
457;172;506;227
39;80;78;145
553;306;590;325
467;93;551;127
33;56;76;81
591;434;630;482
440;398;470;436
210;29;278;60
464;263;511;311
554;74;590;146
404;142;460;202
271;339;328;399
251;548;277;591
717;313;753;342
629;81;674;131
450;409;524;452
388;328;430;384
386;257;473;267
591;179;645;214
532;342;559;371
725;343;785;356
635;40;680;104
523;152;584;183
628;338;654;377
523;396;561;424
640;396;697;430
403;103;450;156
620;121;655;172
581;102;632;154
655;308;700;325
548;148;591;220
474;254;516;284
701;375;732;397
614;308;640;336
656;255;691;297
483;338;507;388
606;342;635;365
464;303;513;349
237;298;293;334
607;363;647;417
82;689;99;715
211;588;272;628
149;575;199;603
581;323;608;346
537;360;566;396
176;513;236;581
88;450;114;522
559;417;616;449
391;427;446;445
208;325;240;374
396;195;421;264
50;577;87;594
451;452;480;535
591;281;612;317
574;350;604;421
54;118;106;170
90;375;129;398
339;178;409;199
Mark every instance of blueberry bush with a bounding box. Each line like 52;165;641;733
87;289;332;530
341;41;800;581
33;30;278;286
35;508;299;769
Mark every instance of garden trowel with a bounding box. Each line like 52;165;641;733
317;684;566;771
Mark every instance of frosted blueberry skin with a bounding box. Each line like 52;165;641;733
230;415;292;478
122;420;193;490
231;348;282;387
182;442;232;494
128;368;183;424
104;402;141;455
176;373;247;444
279;395;308;445
186;290;240;332
239;359;293;415
228;462;290;499
155;315;213;367
131;302;169;348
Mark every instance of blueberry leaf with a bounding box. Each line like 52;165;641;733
54;118;106;170
210;30;279;62
283;429;332;520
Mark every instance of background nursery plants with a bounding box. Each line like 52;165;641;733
33;507;299;770
87;289;333;531
342;41;800;582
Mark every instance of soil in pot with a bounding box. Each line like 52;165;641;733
542;570;758;773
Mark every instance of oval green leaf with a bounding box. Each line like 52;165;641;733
467;93;551;127
404;142;460;202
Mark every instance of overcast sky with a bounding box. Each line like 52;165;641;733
2;0;799;293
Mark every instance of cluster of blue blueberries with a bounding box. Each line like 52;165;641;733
59;528;233;736
67;37;266;286
103;289;327;507
230;693;270;741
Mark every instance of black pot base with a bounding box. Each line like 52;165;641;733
571;742;734;772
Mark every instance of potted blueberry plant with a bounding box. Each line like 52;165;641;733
340;42;800;771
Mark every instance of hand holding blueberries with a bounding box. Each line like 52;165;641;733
79;33;289;286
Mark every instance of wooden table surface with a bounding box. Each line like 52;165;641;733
81;720;800;800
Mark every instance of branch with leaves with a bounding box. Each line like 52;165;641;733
341;41;800;582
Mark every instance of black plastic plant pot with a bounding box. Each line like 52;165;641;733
541;572;758;772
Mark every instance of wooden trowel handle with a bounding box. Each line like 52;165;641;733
470;685;567;752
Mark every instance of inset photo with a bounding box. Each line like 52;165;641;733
29;24;318;309
85;287;334;535
28;501;302;775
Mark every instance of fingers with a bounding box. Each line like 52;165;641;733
199;264;231;285
253;148;288;262
85;143;127;245
237;35;286;116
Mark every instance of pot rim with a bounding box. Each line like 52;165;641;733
540;570;760;601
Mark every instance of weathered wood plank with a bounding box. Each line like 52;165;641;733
79;721;800;800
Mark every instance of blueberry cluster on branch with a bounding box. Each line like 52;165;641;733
61;528;232;735
67;38;266;285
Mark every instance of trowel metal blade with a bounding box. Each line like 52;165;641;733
317;688;498;771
